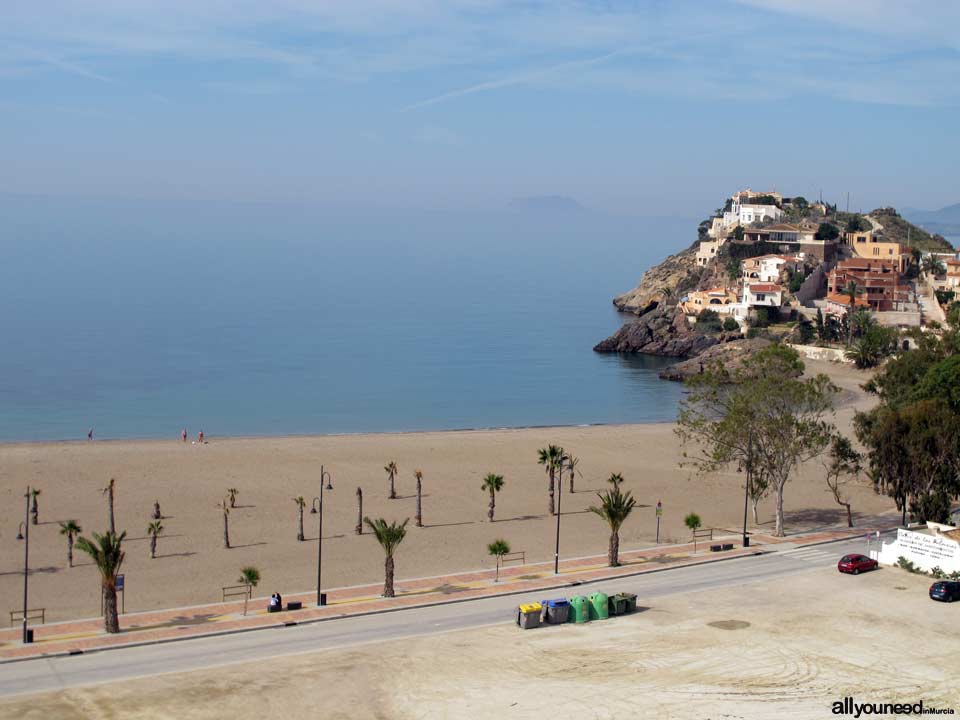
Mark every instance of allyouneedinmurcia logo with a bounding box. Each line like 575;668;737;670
832;697;955;716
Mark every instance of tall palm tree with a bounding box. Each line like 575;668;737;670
537;445;567;515
848;307;874;339
75;531;126;633
488;539;510;582
146;520;163;558
922;255;946;278
293;496;306;541
355;487;363;535
481;473;505;522
607;472;624;488
227;488;239;508
59;519;82;567
152;499;162;520
102;478;116;534
566;455;581;493
238;566;260;616
384;461;398;499
589;486;636;567
363;517;409;598
30;488;41;525
219;499;231;549
414;470;423;527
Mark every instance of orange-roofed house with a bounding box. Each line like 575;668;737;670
825;292;871;318
742;283;784;307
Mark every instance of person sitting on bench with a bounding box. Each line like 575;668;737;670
269;593;280;611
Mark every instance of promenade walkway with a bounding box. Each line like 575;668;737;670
0;515;896;662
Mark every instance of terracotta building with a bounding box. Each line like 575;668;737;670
827;258;911;312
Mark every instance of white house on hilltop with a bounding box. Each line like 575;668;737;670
742;283;783;307
741;254;803;283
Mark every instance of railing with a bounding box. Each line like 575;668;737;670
222;585;252;602
501;551;526;566
9;608;45;627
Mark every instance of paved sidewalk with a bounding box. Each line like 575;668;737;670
0;516;896;662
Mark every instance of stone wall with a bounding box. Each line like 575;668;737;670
787;343;851;364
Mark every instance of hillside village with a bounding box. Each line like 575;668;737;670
595;188;959;370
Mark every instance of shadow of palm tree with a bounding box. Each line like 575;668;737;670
302;534;345;541
154;551;197;559
424;521;475;528
230;542;268;549
0;566;60;577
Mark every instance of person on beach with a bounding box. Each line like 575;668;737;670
87;428;93;441
181;428;188;442
198;429;204;444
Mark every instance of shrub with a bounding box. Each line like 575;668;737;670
846;216;869;232
695;309;724;334
722;317;740;332
815;223;840;241
747;327;761;339
931;566;946;579
896;556;917;573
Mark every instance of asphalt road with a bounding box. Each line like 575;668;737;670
0;535;878;699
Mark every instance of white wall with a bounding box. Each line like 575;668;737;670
872;527;960;573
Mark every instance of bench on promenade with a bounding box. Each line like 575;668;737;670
501;551;526;566
9;608;45;627
709;543;736;552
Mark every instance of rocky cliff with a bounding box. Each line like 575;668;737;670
592;305;720;356
657;337;772;381
611;242;701;315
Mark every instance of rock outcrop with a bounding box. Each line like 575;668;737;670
593;306;720;357
612;242;701;315
657;337;772;381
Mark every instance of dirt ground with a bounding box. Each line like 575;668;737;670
3;564;957;720
0;359;894;622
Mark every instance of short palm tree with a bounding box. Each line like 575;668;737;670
75;531;126;633
607;472;624;488
238;566;260;616
481;473;505;522
488;539;511;582
589;486;636;567
364;517;409;598
147;520;163;559
385;461;398;499
30;488;41;525
227;488;239;508
355;487;363;535
59;519;82;567
102;478;116;534
414;470;423;527
848;307;874;339
293;496;306;541
219;499;231;548
537;445;567;515
566;455;581;493
922;255;946;277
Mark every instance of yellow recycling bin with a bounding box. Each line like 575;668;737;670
517;602;543;629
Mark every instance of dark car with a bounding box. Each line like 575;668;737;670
929;581;960;603
837;554;878;575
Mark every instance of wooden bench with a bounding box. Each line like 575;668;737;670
709;543;736;552
9;608;45;627
501;551;526;566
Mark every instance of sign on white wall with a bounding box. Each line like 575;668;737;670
875;528;960;573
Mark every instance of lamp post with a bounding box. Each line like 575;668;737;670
553;454;566;575
310;466;333;606
739;433;753;548
17;487;32;643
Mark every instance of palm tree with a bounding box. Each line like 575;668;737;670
848;307;874;339
589;486;636;567
480;473;505;521
30;488;41;525
537;445;567;515
227;488;239;508
59;519;82;567
102;478;116;534
488;539;511;582
384;461;398;499
238;566;260;616
355;487;363;535
414;469;423;527
363;517;409;598
146;520;163;558
922;255;946;278
75;531;126;633
219;499;231;549
607;472;624;488
152;499;162;520
566;455;581;493
293;496;306;541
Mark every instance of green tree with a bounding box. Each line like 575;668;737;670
922;255;946;277
684;513;702;551
722;316;740;332
75;531;126;633
676;345;837;537
487;539;510;582
846;324;899;369
364;517;409;598
537;445;567;516
59;519;82;568
815;223;840;241
823;435;862;528
146;520;164;558
292;496;306;541
846;216;868;232
481;473;505;522
566;455;581;493
589;486;637;566
238;566;260;616
384;461;399;500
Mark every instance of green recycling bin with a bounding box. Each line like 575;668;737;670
568;595;590;623
621;592;638;614
588;592;609;620
608;593;627;616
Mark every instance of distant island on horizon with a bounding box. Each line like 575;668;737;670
506;195;588;214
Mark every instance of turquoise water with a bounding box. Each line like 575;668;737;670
0;196;692;441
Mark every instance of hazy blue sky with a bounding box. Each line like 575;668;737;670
3;0;958;215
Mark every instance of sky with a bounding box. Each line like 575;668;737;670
2;0;959;216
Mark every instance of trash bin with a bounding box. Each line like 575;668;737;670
568;595;590;623
517;602;542;629
620;592;637;614
24;628;34;644
541;598;570;624
588;592;609;620
608;593;627;616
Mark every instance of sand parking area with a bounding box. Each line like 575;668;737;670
2;563;957;719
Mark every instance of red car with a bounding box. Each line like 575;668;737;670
838;554;878;575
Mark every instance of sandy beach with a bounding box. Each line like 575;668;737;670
0;360;893;622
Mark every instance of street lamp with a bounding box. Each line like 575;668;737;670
313;466;333;606
17;487;32;644
738;434;753;548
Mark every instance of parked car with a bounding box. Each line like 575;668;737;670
929;581;960;603
837;554;878;575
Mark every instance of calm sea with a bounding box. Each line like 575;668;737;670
0;196;693;442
